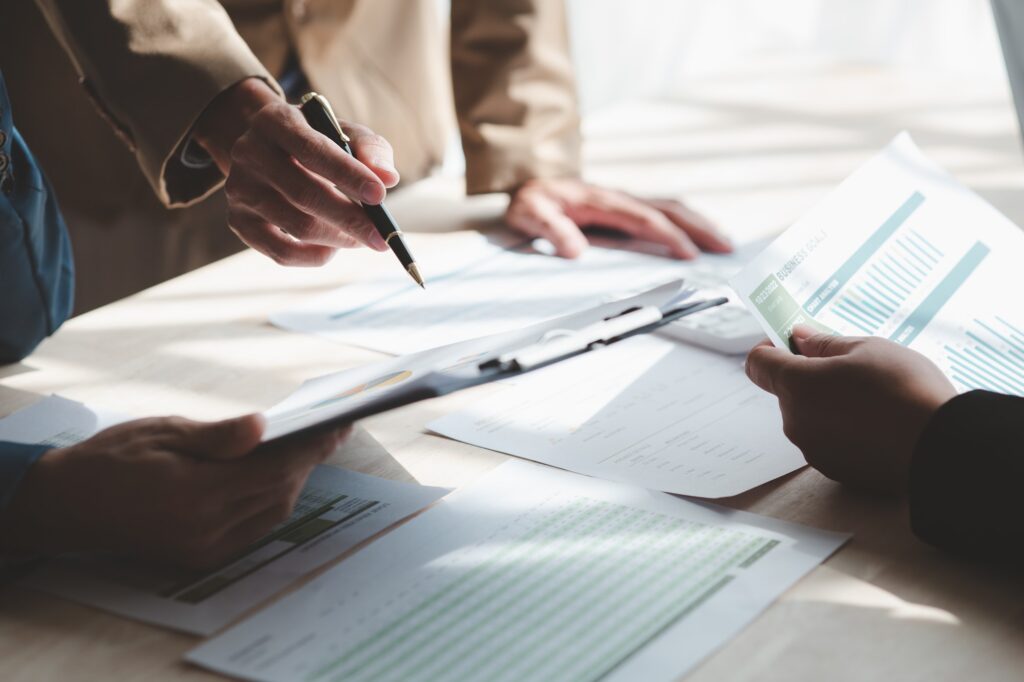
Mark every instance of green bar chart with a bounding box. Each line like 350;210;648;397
306;498;777;682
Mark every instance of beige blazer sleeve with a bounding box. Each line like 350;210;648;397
451;0;582;195
33;0;281;208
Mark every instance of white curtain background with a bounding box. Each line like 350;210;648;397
437;0;1010;174
565;0;1006;114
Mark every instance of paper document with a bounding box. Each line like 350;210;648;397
272;234;749;355
0;394;126;446
187;460;846;682
732;133;1024;396
429;335;805;498
1;396;447;635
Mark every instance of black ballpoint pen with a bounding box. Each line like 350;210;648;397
299;92;425;288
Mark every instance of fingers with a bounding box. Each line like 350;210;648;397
157;414;265;460
647;198;733;253
506;181;734;260
569;191;701;260
258;425;350;461
227;130;389;257
790;325;857;358
216;431;354;555
231;138;387;249
220;427;348;499
228;211;340;266
226;178;386;253
745;343;802;396
506;188;589;257
345;121;400;189
249;104;386;205
163;428;349;568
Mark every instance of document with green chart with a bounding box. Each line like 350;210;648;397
187;461;846;682
732;133;1024;397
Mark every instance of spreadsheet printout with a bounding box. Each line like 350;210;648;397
188;461;846;682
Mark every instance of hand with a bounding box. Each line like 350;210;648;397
744;326;956;492
0;413;350;568
192;78;398;266
505;178;732;259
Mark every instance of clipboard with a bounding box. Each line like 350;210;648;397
262;281;727;444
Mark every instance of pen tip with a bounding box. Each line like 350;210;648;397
408;263;426;289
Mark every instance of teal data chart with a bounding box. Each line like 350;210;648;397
744;190;1022;397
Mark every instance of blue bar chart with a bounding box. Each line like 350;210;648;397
945;317;1024;396
830;229;945;334
888;241;989;345
802;191;925;318
797;190;996;349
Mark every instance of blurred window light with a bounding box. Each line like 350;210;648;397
566;0;1006;113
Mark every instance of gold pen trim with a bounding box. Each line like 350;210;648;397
384;230;405;244
407;262;426;289
299;91;350;142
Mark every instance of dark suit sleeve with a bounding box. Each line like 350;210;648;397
909;390;1024;562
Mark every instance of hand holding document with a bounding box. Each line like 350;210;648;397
0;396;447;635
731;133;1024;396
187;461;847;682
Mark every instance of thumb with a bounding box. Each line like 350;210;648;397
790;325;856;358
176;413;266;460
745;340;804;395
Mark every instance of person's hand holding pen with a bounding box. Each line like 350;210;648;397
191;78;396;266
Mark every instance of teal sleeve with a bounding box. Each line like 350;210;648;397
0;71;75;363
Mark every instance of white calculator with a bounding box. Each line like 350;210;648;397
658;298;766;355
587;233;771;355
653;245;769;355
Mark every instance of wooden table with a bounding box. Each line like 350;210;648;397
2;64;1023;680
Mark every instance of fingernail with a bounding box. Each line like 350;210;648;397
791;325;814;341
372;156;397;175
370;231;388;251
561;237;587;259
361;181;383;204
